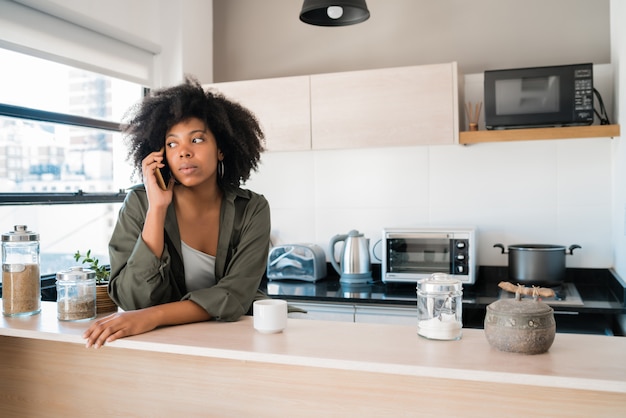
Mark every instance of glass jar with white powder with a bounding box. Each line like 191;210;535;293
417;273;462;340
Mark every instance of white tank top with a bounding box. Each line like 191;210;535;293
181;240;216;292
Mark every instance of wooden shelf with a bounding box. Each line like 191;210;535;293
459;124;620;145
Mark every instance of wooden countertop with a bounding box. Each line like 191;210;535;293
2;301;625;395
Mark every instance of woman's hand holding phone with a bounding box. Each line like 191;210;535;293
143;147;170;193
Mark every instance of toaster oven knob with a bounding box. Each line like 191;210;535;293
456;265;465;274
456;254;466;261
456;241;466;249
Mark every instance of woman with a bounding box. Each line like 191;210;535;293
83;77;270;348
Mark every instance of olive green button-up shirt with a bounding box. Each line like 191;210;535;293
107;185;271;322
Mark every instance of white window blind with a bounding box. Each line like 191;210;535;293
0;0;159;86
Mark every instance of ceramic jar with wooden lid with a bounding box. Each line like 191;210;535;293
484;282;556;355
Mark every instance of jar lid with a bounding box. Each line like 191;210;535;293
487;298;553;315
2;225;39;242
417;273;462;293
56;266;96;281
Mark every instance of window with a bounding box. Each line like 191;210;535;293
0;48;146;275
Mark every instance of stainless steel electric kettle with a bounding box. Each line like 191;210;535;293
329;230;372;284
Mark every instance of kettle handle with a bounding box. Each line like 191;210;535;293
329;233;348;275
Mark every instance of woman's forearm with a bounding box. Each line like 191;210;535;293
142;206;168;257
150;300;212;327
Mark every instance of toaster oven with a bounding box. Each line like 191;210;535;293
381;228;476;284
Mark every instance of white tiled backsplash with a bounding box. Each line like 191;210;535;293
246;137;613;268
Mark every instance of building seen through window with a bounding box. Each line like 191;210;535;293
0;48;145;276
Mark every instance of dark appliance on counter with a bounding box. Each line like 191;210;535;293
381;228;476;284
484;63;597;129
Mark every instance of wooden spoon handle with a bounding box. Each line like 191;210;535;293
498;281;555;298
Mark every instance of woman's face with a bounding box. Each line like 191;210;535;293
164;117;223;188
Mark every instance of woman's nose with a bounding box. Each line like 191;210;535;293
178;146;192;158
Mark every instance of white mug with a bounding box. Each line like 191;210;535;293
253;299;288;334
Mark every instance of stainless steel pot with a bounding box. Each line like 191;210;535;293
493;243;581;285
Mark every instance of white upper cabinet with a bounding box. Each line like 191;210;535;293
204;76;311;152
206;62;462;151
310;62;461;150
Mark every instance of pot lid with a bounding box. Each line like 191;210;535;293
509;244;566;251
487;298;553;315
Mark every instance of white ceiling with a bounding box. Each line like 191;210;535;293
213;0;610;82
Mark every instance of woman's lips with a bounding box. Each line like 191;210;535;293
178;164;197;175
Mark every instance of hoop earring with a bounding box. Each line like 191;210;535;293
218;160;225;179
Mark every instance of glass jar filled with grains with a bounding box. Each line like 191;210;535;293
2;225;41;316
56;266;96;321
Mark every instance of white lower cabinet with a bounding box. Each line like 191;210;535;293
286;301;417;326
354;304;417;326
287;301;355;322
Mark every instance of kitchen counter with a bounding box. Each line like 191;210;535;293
1;301;625;417
7;266;622;334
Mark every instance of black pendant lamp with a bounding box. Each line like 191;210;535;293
299;0;370;27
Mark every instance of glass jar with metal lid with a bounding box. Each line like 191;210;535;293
416;273;463;340
56;266;96;321
2;225;41;316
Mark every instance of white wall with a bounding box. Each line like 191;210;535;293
246;137;613;268
610;0;626;279
213;0;610;82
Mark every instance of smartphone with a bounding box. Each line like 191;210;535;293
154;147;170;190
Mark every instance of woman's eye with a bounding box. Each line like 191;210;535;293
166;142;176;148
192;136;205;144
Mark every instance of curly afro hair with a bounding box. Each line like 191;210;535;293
122;76;265;190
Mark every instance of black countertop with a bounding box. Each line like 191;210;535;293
261;265;625;312
260;265;626;335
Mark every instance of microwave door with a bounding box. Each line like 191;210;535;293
387;238;451;275
496;76;560;115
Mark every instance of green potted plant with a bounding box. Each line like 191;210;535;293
74;250;117;314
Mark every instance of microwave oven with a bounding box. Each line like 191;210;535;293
381;228;476;284
484;63;594;130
